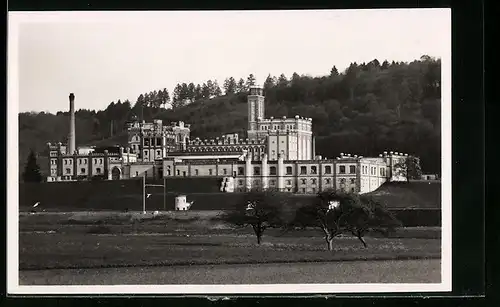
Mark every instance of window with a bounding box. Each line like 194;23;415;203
195;169;199;175
325;166;332;174
209;169;213;175
300;166;307;174
144;138;150;146
136;171;139;176
64;160;67;165
286;166;293;175
223;168;227;175
167;170;171;176
351;187;355;193
380;168;384;176
238;167;244;175
183;171;186;177
286;180;292;185
100;159;103;164
311;166;317;174
302;188;306;193
157;138;162;146
177;170;180;176
325;178;331;184
349;166;356;174
270;166;277;175
350;178;356;184
80;168;85;174
66;168;71;174
96;168;101;174
311;178;317;184
253;167;260;175
339;166;346;174
157;150;161;157
301;179;306;184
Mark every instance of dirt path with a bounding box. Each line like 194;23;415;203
20;259;440;285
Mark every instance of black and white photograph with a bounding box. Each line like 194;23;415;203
8;9;451;294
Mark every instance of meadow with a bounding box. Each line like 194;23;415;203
19;211;441;271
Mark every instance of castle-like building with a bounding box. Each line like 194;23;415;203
46;87;410;194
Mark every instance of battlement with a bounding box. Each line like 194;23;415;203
188;137;266;147
380;151;409;157
258;115;313;123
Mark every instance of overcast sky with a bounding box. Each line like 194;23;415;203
11;9;450;113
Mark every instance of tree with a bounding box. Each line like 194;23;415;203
236;78;246;93
344;194;401;247
381;60;390;70
221;189;290;245
201;83;211;99
293;190;359;251
263;74;275;92
393;155;423;183
212;80;222;97
194;84;203;101
22;149;43;182
277;73;288;86
330;66;339;76
223;77;237;95
187;83;196;102
292;190;400;250
246;74;256;88
161;88;170;106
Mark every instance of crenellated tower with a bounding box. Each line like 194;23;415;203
247;85;265;140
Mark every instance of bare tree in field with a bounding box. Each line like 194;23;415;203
292;190;401;250
221;189;290;245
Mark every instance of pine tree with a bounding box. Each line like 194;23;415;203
263;74;276;92
213;80;222;97
223;77;237;95
194;84;203;101
201;83;211;99
330;65;339;76
162;88;170;106
246;74;256;88
187;83;196;102
277;74;288;86
236;78;246;93
22;149;43;182
206;80;215;98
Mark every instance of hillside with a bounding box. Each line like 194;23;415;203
19;57;441;180
366;181;441;209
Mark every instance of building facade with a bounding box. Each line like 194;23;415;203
46;88;412;194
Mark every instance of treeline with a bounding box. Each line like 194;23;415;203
19;55;441;179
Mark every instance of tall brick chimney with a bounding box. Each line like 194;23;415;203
68;93;76;155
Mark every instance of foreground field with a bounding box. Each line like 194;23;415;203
19;211;441;272
20;259;441;285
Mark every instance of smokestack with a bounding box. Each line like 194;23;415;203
68;93;76;155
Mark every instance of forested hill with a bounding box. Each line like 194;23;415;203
19;56;441;178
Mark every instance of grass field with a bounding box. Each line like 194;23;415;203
20;259;441;285
19;211;441;271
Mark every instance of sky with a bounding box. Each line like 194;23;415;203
10;9;450;113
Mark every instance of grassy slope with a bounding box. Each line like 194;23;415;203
20;179;441;212
367;181;441;209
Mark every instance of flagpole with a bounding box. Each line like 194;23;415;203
143;174;146;214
